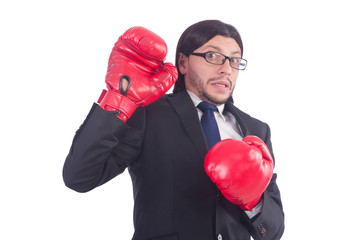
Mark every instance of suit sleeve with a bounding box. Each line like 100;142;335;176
62;103;145;193
249;124;285;240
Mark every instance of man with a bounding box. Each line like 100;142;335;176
63;20;284;240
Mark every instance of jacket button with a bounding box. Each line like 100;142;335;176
257;224;267;236
217;233;223;240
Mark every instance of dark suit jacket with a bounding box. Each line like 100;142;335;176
63;90;284;240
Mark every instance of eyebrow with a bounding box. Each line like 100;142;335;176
203;44;241;55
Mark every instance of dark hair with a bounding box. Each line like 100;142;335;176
173;20;243;93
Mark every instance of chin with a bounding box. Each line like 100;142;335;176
203;93;230;105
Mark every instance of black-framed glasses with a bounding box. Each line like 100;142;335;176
190;51;247;70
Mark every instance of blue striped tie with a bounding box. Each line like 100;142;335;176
197;102;221;149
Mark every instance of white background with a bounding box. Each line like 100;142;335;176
1;0;361;239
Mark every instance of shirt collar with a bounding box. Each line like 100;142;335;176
186;90;226;121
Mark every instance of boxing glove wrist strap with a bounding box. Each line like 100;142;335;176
240;194;263;211
97;89;137;122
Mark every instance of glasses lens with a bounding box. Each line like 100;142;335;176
229;58;241;69
230;59;246;70
203;52;247;70
205;52;224;64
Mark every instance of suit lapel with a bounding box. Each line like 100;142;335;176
166;92;250;158
166;91;209;159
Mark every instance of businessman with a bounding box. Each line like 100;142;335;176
63;20;284;240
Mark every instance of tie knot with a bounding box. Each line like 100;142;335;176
197;102;218;113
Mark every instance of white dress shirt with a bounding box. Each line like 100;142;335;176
187;90;263;219
187;90;244;141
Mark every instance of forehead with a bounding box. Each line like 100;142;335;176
197;35;241;55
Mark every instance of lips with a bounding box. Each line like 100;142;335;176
210;80;231;89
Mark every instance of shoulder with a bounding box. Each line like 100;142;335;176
139;91;191;120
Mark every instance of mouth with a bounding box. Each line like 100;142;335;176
214;82;228;88
209;80;231;89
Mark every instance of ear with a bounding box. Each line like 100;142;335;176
177;53;188;75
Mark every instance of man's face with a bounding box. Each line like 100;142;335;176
179;35;241;105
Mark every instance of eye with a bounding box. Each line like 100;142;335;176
205;52;218;59
230;57;241;64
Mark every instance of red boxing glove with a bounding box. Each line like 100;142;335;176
98;26;178;122
204;136;274;211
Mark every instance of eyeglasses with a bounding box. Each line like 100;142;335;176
190;51;247;70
